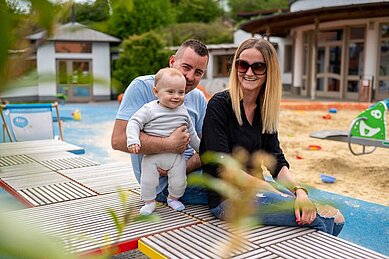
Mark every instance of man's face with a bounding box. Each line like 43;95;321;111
170;47;208;93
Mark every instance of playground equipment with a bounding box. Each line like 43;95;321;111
310;99;389;155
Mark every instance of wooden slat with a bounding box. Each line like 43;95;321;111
0;139;84;156
0;163;51;178
139;223;261;259
2;171;68;189
265;231;388;259
38;156;99;171
59;163;140;194
181;205;216;222
5;192;200;254
0;154;35;167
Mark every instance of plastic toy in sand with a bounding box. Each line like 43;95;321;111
310;98;389;155
72;109;81;121
329;108;337;113
322;114;332;120
308;145;322;150
320;174;336;183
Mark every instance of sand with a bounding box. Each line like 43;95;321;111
278;108;389;206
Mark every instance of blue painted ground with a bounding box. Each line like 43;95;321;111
1;101;388;255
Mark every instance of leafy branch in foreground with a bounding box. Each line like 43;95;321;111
104;189;160;256
189;147;276;257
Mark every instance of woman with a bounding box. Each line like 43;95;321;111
199;38;344;236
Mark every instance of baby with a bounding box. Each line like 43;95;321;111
126;67;200;215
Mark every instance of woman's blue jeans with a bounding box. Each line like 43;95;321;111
209;192;344;236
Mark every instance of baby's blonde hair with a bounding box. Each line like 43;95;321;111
155;67;185;89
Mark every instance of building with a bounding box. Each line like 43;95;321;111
1;22;120;102
200;43;238;95
240;0;389;101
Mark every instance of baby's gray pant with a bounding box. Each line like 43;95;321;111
141;153;186;201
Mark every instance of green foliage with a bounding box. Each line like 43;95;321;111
159;20;233;46
174;0;221;23
113;32;172;93
107;189;160;247
0;0;63;92
60;0;110;24
108;0;175;39
227;0;289;22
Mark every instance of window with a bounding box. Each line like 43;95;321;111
213;54;234;78
55;42;92;53
379;24;389;77
378;23;389;94
284;45;292;73
318;29;343;42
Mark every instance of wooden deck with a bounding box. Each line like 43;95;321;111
1;140;387;258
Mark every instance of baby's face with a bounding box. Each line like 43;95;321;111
155;76;186;109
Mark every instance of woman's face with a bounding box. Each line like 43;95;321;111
236;48;267;93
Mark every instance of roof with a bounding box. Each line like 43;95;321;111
240;2;389;37
28;22;120;43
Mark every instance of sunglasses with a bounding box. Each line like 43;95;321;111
235;59;267;75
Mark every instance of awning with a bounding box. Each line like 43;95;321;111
240;2;389;37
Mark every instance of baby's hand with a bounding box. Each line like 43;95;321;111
128;144;140;154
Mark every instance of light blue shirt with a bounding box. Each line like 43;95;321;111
116;75;207;193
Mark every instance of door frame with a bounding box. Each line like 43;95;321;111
56;59;93;102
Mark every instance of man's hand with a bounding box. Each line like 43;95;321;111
167;125;190;153
157;167;169;177
128;144;140;154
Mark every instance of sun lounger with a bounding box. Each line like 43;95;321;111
310;99;389;155
1;102;64;142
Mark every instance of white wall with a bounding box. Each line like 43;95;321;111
92;42;111;97
37;42;56;97
290;0;387;12
0;86;38;98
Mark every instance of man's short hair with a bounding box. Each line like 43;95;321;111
176;39;209;58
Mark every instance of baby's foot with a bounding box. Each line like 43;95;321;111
167;198;185;211
140;202;156;215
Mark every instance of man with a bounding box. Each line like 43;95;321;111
111;39;209;204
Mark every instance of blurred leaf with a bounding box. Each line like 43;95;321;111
0;212;73;259
188;173;238;199
118;188;129;204
108;208;123;234
30;0;58;35
133;214;161;222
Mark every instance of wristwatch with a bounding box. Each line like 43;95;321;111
293;185;308;195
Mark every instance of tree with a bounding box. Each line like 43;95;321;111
227;0;288;22
159;21;233;46
113;32;172;93
108;0;175;39
60;0;110;24
0;0;64;92
174;0;221;23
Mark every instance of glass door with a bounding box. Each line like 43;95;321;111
56;59;92;102
315;29;343;98
316;44;342;98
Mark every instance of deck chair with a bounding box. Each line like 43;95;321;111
1;103;64;142
310;99;389;155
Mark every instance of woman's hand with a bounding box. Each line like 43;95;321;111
294;190;316;225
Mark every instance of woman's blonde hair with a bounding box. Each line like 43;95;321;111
229;38;282;134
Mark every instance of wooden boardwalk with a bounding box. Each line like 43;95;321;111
1;140;387;258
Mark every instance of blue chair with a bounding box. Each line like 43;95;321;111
1;103;64;142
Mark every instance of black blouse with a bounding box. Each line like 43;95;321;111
199;90;289;208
